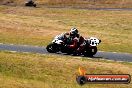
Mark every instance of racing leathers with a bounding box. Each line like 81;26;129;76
68;37;79;49
76;36;85;53
54;32;83;54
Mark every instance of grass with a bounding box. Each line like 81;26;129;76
45;0;132;8
0;51;132;88
1;0;132;8
0;5;132;53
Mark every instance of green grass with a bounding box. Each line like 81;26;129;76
0;5;132;53
0;51;132;88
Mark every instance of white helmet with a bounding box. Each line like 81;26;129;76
70;27;78;35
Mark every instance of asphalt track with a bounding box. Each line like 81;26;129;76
0;43;132;62
44;6;132;11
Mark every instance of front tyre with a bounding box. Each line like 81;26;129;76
46;43;57;53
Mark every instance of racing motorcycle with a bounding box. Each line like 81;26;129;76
25;1;36;7
46;37;101;56
46;38;64;53
79;37;101;56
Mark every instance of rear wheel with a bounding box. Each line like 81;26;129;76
83;46;97;57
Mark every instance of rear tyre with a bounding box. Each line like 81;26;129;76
90;46;97;56
83;46;97;57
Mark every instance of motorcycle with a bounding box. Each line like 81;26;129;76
46;36;101;56
25;1;36;7
80;37;101;56
46;38;64;53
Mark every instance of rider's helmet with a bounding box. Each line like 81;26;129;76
70;27;78;35
70;27;79;38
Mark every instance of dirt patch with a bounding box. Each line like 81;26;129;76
0;0;16;6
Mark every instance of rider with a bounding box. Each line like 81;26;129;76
66;27;80;50
54;27;81;51
55;27;86;54
55;27;79;44
76;36;85;54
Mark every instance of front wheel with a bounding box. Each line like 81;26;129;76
83;46;97;57
46;43;58;53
